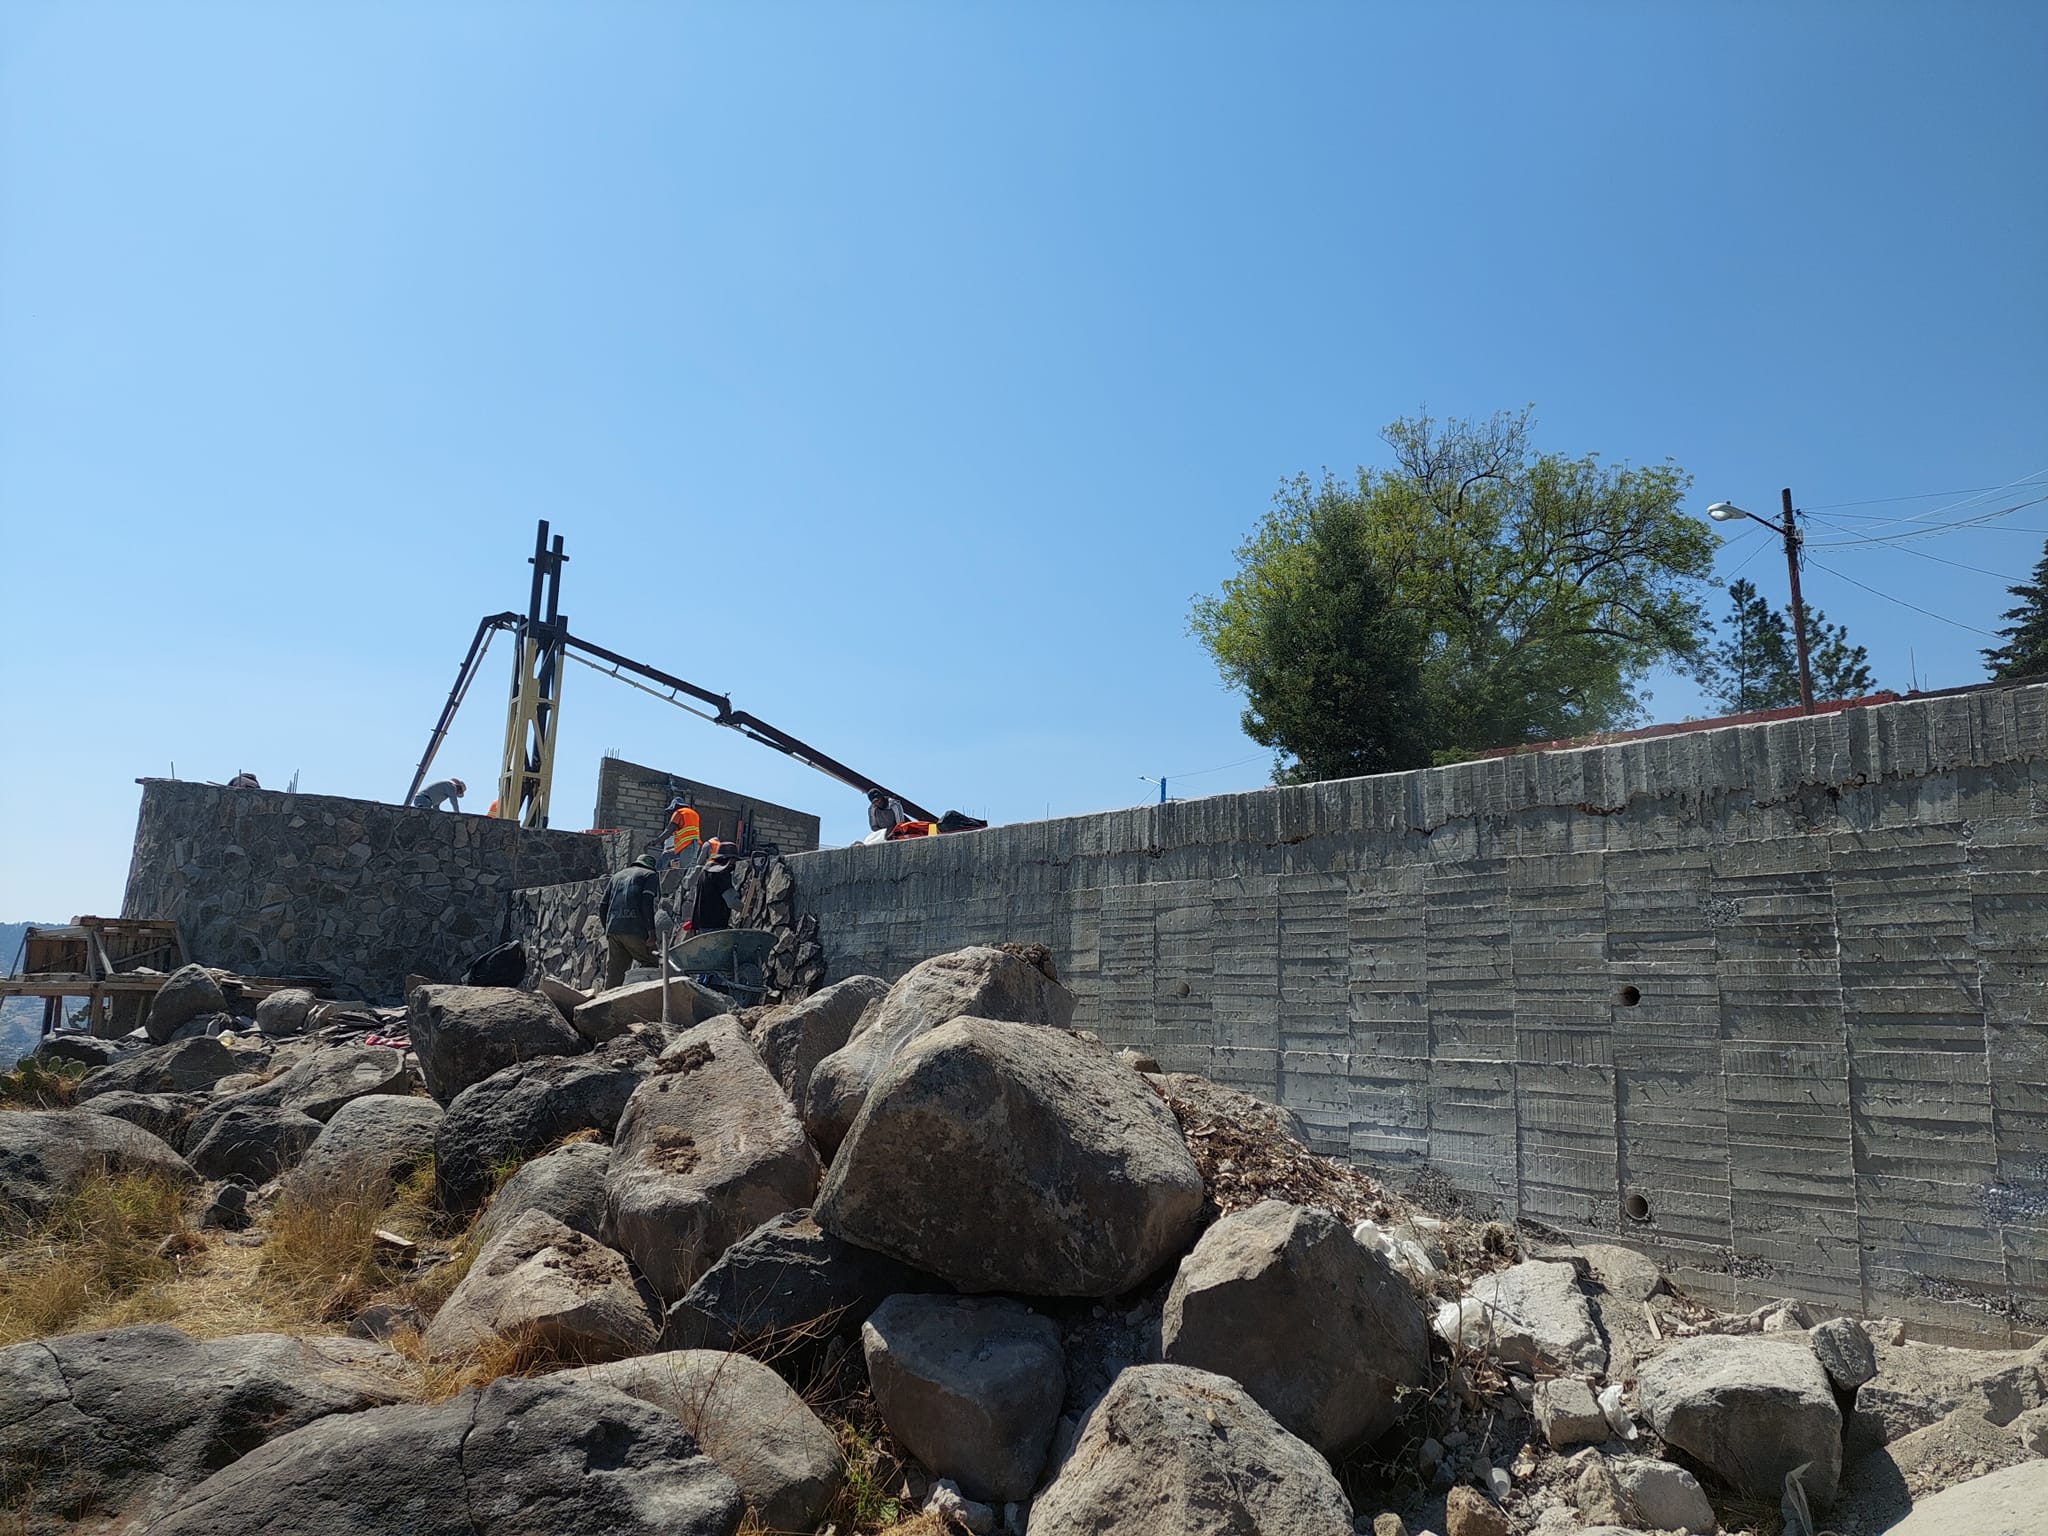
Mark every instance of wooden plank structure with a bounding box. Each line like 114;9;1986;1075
0;917;311;1038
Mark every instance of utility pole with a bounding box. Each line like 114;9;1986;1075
1780;487;1816;716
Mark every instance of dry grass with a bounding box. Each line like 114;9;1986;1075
258;1159;404;1322
0;1168;194;1345
0;1058;88;1111
386;1322;566;1403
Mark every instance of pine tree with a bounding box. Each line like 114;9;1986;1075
1984;538;2048;680
1706;579;1798;712
1806;609;1874;699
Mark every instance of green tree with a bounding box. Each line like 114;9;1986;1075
1706;579;1797;711
1191;410;1717;770
1705;579;1874;710
1984;538;2048;680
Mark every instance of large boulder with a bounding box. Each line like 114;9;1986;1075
184;1102;324;1182
1029;1364;1353;1536
72;1089;207;1145
74;1035;241;1099
1884;1459;2048;1535
148;1374;744;1536
473;1140;612;1251
577;1350;844;1532
816;1017;1203;1297
1161;1200;1429;1455
422;1208;660;1364
604;1020;823;1303
863;1294;1064;1504
435;1033;660;1210
180;1045;412;1159
0;1324;408;1534
1638;1334;1844;1505
295;1094;442;1186
0;1109;196;1221
663;1208;948;1361
752;974;888;1106
408;984;586;1105
254;986;318;1037
804;946;1075;1156
144;964;226;1044
573;975;729;1043
1440;1259;1608;1375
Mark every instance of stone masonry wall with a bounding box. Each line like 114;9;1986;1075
787;683;2048;1346
509;876;609;994
592;755;821;860
122;780;615;1002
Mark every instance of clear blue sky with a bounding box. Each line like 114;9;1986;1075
3;3;2044;921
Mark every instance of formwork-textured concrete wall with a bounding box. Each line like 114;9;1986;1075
592;755;821;859
791;684;2048;1344
123;780;615;1001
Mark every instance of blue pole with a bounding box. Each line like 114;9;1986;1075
1158;777;1167;804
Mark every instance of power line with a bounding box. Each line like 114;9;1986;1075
1159;751;1269;781
1800;554;1999;638
1805;492;2048;547
1808;483;2009;511
1808;470;2048;538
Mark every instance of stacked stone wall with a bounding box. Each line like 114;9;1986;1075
122;781;616;1002
592;755;821;860
787;682;2048;1346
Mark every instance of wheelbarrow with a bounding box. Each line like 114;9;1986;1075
665;927;776;1005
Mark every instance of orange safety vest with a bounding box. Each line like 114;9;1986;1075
668;806;701;855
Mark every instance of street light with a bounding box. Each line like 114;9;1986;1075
1705;487;1815;716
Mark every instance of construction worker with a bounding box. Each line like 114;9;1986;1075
867;787;909;832
660;796;701;874
414;777;466;812
687;843;736;934
598;853;661;989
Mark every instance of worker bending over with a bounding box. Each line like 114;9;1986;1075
867;787;909;832
414;777;467;812
598;853;661;989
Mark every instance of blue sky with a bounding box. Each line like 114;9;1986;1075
3;2;2044;921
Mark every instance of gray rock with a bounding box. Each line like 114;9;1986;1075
73;1035;241;1099
422;1208;659;1363
435;1032;660;1210
0;1324;408;1534
201;1181;251;1230
577;1349;844;1532
604;1019;822;1303
1160;1200;1429;1456
1534;1378;1610;1450
817;1018;1202;1298
295;1094;442;1186
752;974;888;1106
72;1089;207;1144
573;975;729;1042
148;1373;744;1536
144;964;227;1044
804;946;1075;1157
28;1035;121;1071
1884;1459;2048;1536
539;974;590;1021
1579;1243;1667;1303
1638;1334;1843;1505
254;986;318;1037
1028;1364;1353;1536
0;1109;196;1219
184;1102;324;1182
2015;1402;2048;1456
180;1046;411;1163
1607;1455;1717;1534
863;1294;1064;1504
473;1140;612;1251
1448;1260;1609;1375
663;1208;949;1363
408;984;586;1105
1812;1315;1879;1392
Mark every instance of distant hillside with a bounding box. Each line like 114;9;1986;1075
0;922;57;1068
0;921;51;976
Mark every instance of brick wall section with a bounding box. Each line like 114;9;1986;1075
591;755;821;859
786;683;2048;1345
121;781;616;1002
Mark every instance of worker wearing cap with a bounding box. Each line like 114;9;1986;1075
598;853;661;989
661;796;701;874
687;842;736;935
867;787;909;832
413;777;466;812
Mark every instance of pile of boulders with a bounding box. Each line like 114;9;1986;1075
1;943;2043;1535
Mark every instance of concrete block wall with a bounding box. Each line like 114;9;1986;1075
122;780;616;1002
788;683;2048;1344
592;755;821;860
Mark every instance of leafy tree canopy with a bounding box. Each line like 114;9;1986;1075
1191;409;1717;773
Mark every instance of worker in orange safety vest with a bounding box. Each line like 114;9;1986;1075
661;796;701;874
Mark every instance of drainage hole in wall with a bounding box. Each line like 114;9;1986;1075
1616;985;1642;1007
1624;1192;1652;1223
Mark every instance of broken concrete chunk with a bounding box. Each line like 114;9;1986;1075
572;974;728;1042
1441;1260;1608;1375
1638;1334;1842;1505
1534;1378;1609;1449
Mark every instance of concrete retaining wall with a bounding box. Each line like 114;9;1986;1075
122;780;616;1002
789;683;2048;1344
593;755;821;859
